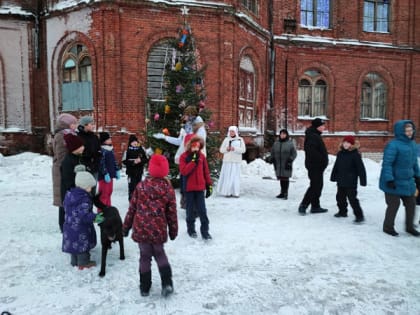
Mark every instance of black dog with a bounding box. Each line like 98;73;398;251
93;196;125;277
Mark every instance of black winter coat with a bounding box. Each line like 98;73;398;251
304;126;328;171
330;146;367;188
123;145;148;178
60;153;86;203
77;126;102;174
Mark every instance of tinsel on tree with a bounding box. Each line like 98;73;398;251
145;8;220;186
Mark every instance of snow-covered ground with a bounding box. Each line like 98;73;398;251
0;151;419;315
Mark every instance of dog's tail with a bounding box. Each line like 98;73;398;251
93;193;108;210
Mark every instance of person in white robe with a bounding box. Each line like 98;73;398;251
217;126;246;197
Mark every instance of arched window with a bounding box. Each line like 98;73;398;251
147;39;174;101
298;70;327;117
61;44;93;111
239;56;256;128
360;73;387;119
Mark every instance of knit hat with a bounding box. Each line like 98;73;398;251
64;133;84;152
312;118;325;128
193;116;204;124
79;116;94;126
75;171;96;190
99;132;111;144
148;154;169;178
343;135;355;145
227;126;238;136
57;113;77;127
128;134;138;144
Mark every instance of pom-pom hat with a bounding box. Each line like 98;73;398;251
64;133;84;152
343;135;355;145
75;171;96;190
148;154;169;178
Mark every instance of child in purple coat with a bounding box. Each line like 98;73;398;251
62;171;104;269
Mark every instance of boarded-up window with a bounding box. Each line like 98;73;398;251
239;57;256;128
147;40;174;101
61;44;93;111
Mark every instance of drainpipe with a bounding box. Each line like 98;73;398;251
268;0;275;132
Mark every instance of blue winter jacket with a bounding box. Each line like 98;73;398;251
62;187;97;254
379;120;420;196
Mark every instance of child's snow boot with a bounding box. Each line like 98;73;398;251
159;265;174;297
140;271;152;297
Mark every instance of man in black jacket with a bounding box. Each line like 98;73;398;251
298;118;329;215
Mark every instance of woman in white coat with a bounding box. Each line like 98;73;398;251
217;126;246;197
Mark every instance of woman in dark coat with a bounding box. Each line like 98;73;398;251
271;129;297;199
330;136;367;223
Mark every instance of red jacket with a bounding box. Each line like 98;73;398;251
123;176;178;244
179;150;212;191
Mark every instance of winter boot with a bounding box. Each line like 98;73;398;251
276;180;289;199
159;265;174;297
140;271;152;297
298;204;308;215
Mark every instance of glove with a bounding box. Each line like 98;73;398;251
386;181;396;189
169;233;176;241
116;170;121;180
191;153;198;163
153;133;166;140
94;212;105;224
415;177;420;187
205;185;213;198
122;228;130;237
104;173;111;183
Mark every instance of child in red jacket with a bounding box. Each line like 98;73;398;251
179;136;213;240
122;154;178;297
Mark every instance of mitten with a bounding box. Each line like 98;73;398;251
94;212;105;224
122;228;130;237
116;170;121;180
205;185;213;198
386;181;396;189
169;233;176;241
104;173;111;183
153;133;166;140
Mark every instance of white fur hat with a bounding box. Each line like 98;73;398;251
227;126;238;136
75;171;96;190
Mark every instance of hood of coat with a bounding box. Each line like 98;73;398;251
339;140;360;151
185;135;205;151
64;187;91;207
142;177;171;200
394;119;416;142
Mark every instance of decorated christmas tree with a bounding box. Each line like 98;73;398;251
145;7;220;186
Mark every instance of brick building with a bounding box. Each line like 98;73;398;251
0;0;419;161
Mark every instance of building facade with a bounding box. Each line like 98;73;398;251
0;0;419;160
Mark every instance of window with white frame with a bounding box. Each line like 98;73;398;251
363;0;390;32
239;57;256;128
360;73;387;119
300;0;330;28
61;44;93;111
298;70;327;117
241;0;258;14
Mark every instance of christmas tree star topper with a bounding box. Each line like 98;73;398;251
181;5;189;16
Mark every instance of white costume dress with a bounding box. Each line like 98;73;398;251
216;126;246;197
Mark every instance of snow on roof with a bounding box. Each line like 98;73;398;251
276;34;414;50
0;5;34;17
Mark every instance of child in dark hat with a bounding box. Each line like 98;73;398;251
97;132;120;211
60;133;88;218
123;154;178;297
122;134;148;201
330;135;367;223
